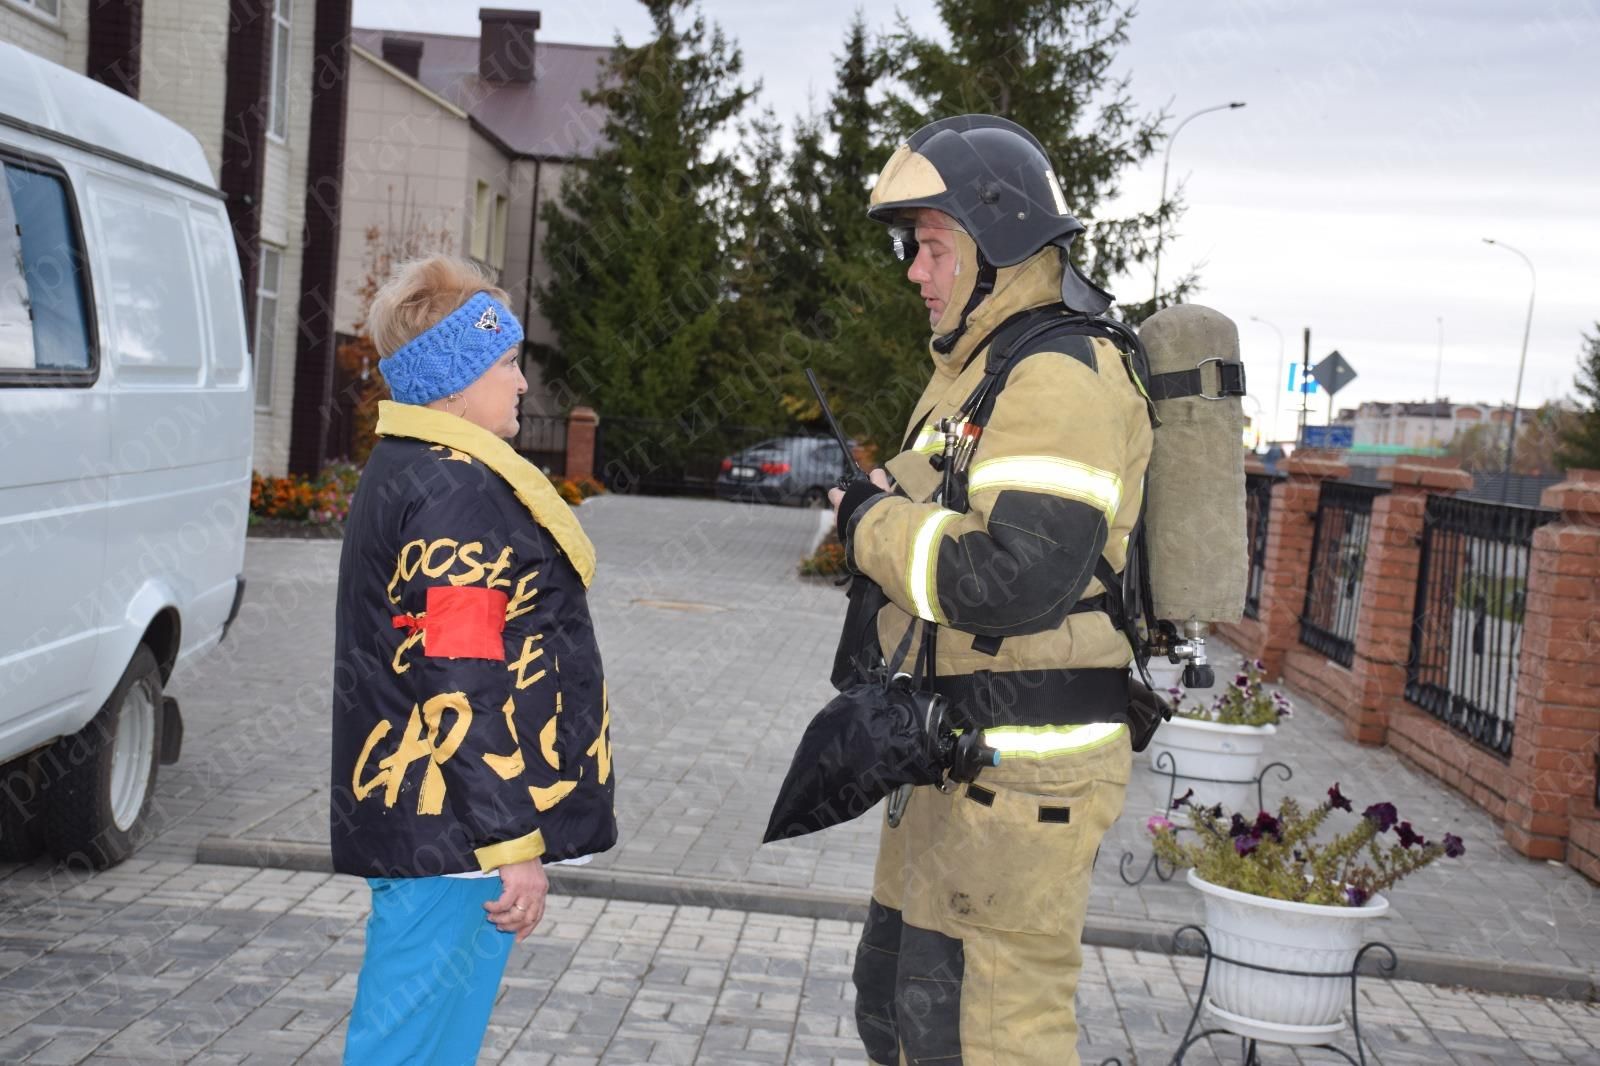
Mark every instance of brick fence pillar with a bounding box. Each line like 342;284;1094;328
1505;469;1600;874
1342;459;1472;746
1253;451;1348;681
1212;456;1271;663
565;407;599;482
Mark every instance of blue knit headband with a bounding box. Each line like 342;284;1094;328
379;291;525;406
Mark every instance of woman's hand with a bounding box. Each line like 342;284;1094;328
484;858;549;942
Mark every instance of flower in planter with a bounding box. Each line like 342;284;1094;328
1168;658;1292;728
1147;784;1466;907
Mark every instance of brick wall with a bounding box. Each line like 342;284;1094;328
1502;471;1600;865
0;0;89;69
139;0;230;179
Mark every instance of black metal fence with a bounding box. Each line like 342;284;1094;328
1405;495;1559;759
1244;472;1278;620
595;417;850;503
1300;481;1388;667
514;415;568;476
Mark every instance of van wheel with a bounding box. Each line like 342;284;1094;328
0;757;45;862
45;645;164;871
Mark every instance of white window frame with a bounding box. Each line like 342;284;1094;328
253;245;282;411
267;0;292;142
490;193;509;269
4;0;62;26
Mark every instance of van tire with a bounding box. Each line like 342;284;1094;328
44;645;164;871
0;757;46;862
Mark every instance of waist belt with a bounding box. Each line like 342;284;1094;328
933;666;1130;731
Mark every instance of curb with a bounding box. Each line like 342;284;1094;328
196;835;1598;1003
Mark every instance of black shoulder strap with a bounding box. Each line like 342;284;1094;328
949;306;1161;673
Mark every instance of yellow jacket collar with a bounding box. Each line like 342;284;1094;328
930;249;1064;376
375;401;597;587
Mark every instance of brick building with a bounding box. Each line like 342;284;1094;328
0;0;354;476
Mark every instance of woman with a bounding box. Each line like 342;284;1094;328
330;256;616;1065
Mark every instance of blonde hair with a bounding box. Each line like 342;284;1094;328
368;255;512;358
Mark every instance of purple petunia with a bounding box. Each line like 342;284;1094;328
1363;802;1399;834
1254;811;1284;841
1228;813;1250;838
1171;787;1195;810
1345;886;1370;907
1328;783;1353;812
1233;673;1251;688
1395;822;1425;849
1234;833;1261;857
1146;815;1174;834
1208;803;1225;819
1254;659;1266;671
1442;833;1466;858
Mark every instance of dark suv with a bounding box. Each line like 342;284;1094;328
715;436;853;507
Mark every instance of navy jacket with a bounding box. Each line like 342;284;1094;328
329;402;616;877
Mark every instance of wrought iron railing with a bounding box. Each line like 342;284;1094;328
514;415;568;475
1405;495;1558;759
1299;481;1388;667
1244;473;1278;620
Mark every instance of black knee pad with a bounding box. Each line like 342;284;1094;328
853;898;904;1064
895;922;965;1064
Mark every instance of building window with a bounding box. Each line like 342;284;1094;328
254;246;282;410
268;0;292;140
470;181;491;261
490;194;508;268
5;0;61;22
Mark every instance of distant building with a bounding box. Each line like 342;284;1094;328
341;9;609;419
1338;400;1538;453
1;0;354;476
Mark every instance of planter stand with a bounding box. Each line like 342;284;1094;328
1118;754;1294;886
1167;925;1398;1066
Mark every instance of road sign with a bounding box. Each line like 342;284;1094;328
1311;350;1357;396
1286;364;1320;394
1301;425;1354;449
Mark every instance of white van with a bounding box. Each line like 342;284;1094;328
0;43;252;869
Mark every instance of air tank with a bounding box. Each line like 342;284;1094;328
1138;304;1248;685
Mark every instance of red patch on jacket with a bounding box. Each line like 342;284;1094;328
421;586;509;660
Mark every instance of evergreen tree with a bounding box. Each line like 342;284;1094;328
779;15;931;453
533;0;752;427
880;0;1188;321
1557;325;1600;470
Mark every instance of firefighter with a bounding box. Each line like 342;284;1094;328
829;116;1154;1065
331;256;616;1065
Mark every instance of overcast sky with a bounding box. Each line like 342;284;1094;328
353;0;1598;442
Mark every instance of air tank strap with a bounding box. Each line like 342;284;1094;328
1147;359;1247;402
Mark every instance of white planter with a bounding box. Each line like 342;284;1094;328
1146;716;1275;813
1188;869;1389;1043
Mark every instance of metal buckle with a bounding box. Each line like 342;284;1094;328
1194;357;1246;401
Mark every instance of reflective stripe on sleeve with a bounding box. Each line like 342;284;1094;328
982;722;1126;758
967;455;1122;518
911;426;943;454
907;508;960;623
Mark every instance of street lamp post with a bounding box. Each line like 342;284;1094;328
1151;101;1246;309
1482;238;1536;478
1250;315;1286;444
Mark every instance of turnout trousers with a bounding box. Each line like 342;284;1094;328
853;728;1131;1065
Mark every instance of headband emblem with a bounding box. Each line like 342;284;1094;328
473;306;502;333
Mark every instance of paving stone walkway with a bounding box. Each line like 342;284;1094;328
187;497;1598;987
2;859;1598;1065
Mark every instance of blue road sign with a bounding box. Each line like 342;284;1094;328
1286;364;1321;394
1301;425;1354;449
